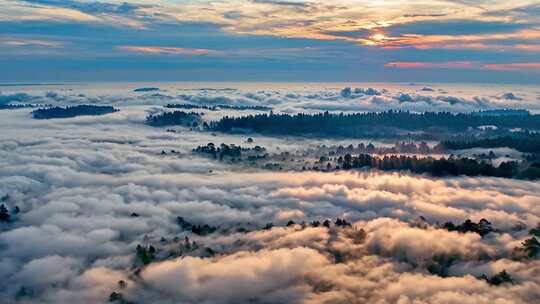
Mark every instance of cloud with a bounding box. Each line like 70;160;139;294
385;61;478;69
385;61;540;72
0;37;63;48
251;0;309;7
5;84;540;116
20;0;150;15
0;92;36;105
1;85;540;302
484;63;540;71
142;247;327;303
0;2;100;22
364;218;494;264
118;46;221;56
387;19;534;36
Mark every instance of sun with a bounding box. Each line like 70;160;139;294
371;33;387;41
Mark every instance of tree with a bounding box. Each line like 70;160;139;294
487;270;513;286
0;204;9;222
109;292;124;303
335;218;352;227
136;245;155;265
343;154;352;170
530;223;540;237
521;237;540;258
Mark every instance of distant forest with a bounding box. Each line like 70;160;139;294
0;104;35;110
209;111;540;137
166;104;271;111
146;111;202;127
32;105;118;119
323;154;540;180
441;133;540;153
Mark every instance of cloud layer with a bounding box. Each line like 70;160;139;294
2;82;540;114
0;84;539;303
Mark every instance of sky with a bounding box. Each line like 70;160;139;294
1;0;540;83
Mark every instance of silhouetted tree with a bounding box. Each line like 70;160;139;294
136;245;155;265
323;219;331;228
487;270;513;286
530;223;540;237
521;237;540;258
0;204;9;222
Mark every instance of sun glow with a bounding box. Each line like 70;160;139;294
371;33;387;41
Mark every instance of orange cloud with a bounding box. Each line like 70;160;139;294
118;46;221;56
514;44;540;52
372;28;540;51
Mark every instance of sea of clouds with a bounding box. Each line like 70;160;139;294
1;82;540;114
0;83;539;303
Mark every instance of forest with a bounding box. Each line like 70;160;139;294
209;111;540;138
193;143;267;160
184;142;540;180
440;133;540;153
166;103;271;111
146;111;202;127
324;153;540;179
32;105;118;119
0;104;35;110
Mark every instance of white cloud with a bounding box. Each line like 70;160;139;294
0;84;539;303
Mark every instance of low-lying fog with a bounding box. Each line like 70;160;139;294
1;83;539;303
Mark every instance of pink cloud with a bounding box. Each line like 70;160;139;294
484;63;540;71
118;46;221;56
385;61;540;71
384;61;477;69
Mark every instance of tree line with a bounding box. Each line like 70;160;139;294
209;111;540;137
0;104;35;110
440;133;540;153
321;153;538;179
146;111;202;127
192;143;267;161
32;105;118;119
166;103;271;111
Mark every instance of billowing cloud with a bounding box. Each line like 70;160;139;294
142;247;327;303
1;85;540;303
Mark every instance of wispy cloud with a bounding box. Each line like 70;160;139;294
484;63;540;71
0;0;539;81
385;61;540;71
0;3;100;22
118;46;221;56
385;61;478;69
1;37;63;48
